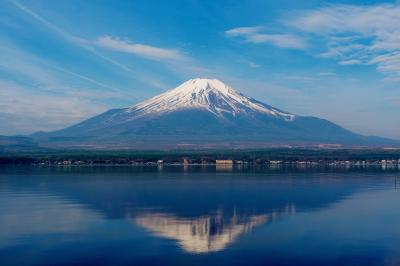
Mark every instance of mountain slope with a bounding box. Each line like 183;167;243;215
34;78;397;148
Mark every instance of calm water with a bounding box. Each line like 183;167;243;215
0;166;399;266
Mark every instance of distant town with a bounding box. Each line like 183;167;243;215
27;158;400;171
1;148;400;170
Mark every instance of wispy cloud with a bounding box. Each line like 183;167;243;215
287;3;400;81
95;36;186;61
8;0;172;86
225;26;306;50
9;0;88;46
338;59;363;66
0;42;133;97
317;72;337;76
248;62;260;68
225;26;262;36
226;4;400;82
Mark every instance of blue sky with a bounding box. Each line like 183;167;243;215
0;0;399;138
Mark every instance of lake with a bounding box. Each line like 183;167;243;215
0;166;399;266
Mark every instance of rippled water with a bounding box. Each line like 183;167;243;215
0;166;399;265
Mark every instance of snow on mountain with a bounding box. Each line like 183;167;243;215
126;78;295;121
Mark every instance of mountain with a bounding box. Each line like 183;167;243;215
32;78;397;149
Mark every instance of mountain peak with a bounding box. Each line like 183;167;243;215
178;78;234;95
126;78;295;121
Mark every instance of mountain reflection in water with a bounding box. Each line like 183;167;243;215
134;205;295;253
137;213;264;253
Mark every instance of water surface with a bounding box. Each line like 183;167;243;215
0;166;399;265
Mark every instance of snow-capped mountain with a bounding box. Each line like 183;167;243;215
127;78;295;121
33;78;396;148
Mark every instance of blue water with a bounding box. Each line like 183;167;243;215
0;166;399;265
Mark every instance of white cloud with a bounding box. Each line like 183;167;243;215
225;26;306;50
95;36;186;61
338;59;363;66
227;4;400;82
248;62;260;68
287;4;400;35
287;3;400;81
225;26;262;36
317;72;337;76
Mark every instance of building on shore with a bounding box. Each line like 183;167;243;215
268;160;282;164
215;160;233;165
